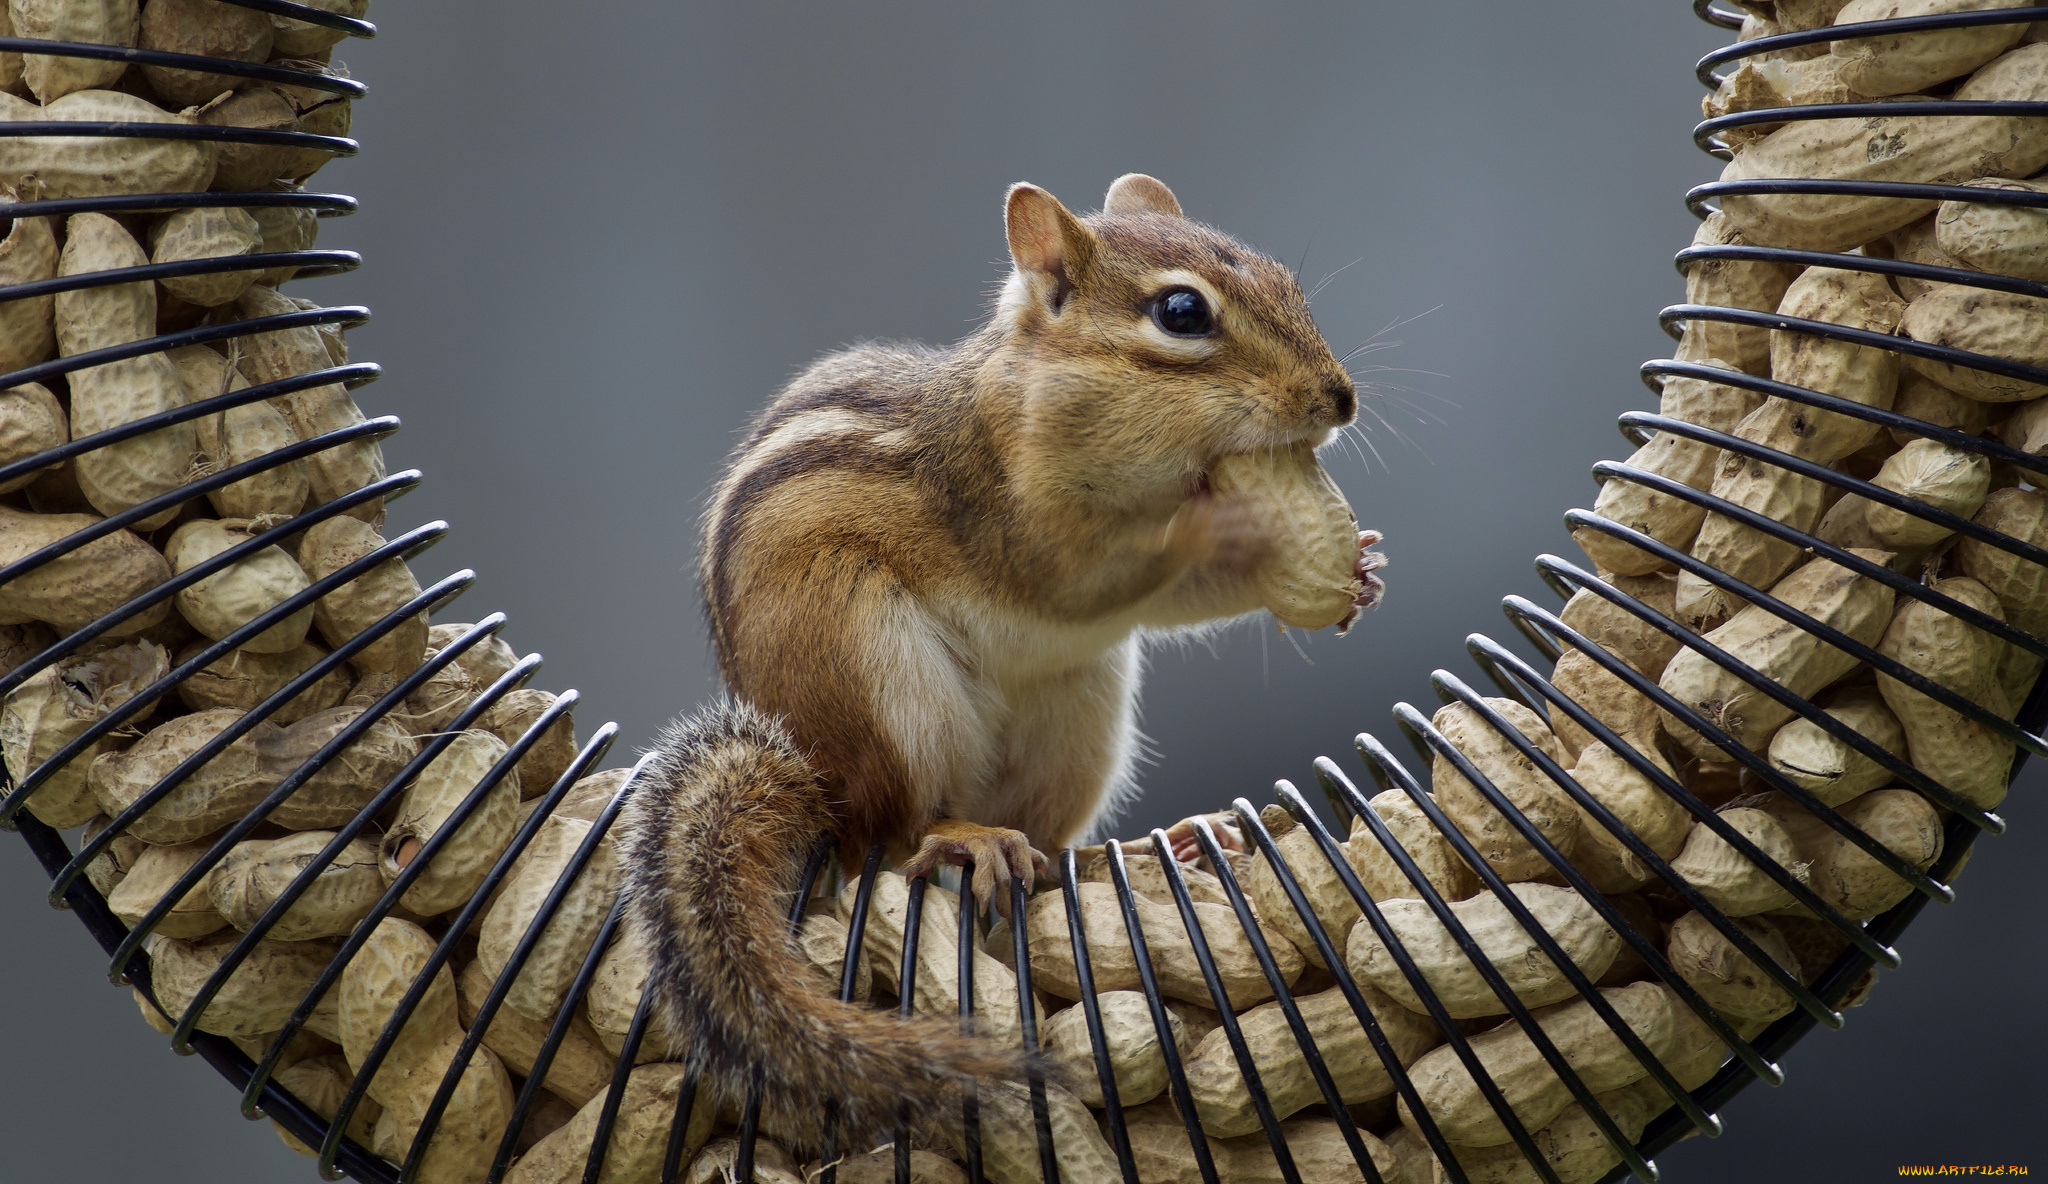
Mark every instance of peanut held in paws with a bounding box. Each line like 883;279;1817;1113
1207;442;1371;630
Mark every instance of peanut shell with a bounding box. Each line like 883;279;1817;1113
1935;176;2048;281
87;707;276;843
57;213;196;529
209;831;381;941
166;517;314;654
1184;982;1440;1138
106;836;227;939
1207;441;1362;629
137;0;274;107
260;706;419;829
377;729;519;916
0;638;166;827
1346;883;1621;1019
1660;551;1896;759
1876;576;2016;809
11;0;136;101
1716;44;2048;250
147;929;342;1040
0;89;217;197
149;205;263;306
0;187;58;374
1042;988;1187;1108
1430;697;1578;883
478;813;620;1026
298;516;427;675
454;958;614;1108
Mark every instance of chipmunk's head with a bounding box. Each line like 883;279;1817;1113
992;174;1355;497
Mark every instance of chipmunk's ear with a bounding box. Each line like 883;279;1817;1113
1005;183;1097;314
1103;173;1182;217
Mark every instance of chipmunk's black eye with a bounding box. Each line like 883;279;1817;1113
1153;287;1215;337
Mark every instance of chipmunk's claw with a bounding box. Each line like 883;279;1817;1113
1338;529;1388;634
900;820;1048;917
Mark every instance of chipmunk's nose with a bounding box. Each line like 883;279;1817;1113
1318;374;1356;425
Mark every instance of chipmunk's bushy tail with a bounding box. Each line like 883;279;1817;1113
616;698;1036;1152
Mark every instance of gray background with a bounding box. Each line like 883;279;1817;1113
4;2;2045;1180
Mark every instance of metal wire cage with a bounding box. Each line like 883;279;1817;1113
4;2;2048;1182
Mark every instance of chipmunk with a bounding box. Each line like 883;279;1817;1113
616;173;1384;1152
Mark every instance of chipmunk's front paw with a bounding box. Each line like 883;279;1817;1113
899;819;1049;916
1338;529;1388;634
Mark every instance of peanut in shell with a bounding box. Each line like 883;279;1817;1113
137;0;274;107
475;687;578;799
842;870;1040;1046
583;927;674;1063
1667;807;1810;917
0;638;167;828
149;205;263;307
1395;981;1723;1149
1345;883;1622;1020
1901;282;2048;402
173;638;348;723
377;729;519;916
1759;788;1945;919
1183;982;1440;1138
0;186;58;374
197;86;298;192
1892;370;1999;449
270;1052;380;1158
336;917;464;1107
1343;786;1481;907
87;707;276;844
454;959;617;1109
230;286;384;519
259;705;418;829
1659;550;1896;759
1081;850;1232;904
1863;437;1991;547
1207;441;1363;630
506;1063;718;1184
1666;911;1801;1024
1009;878;1303;1010
57;213;197;529
1716;44;2048;250
1828;0;2029;97
0;508;171;634
1935;177;2048;282
1765;685;1908;806
0;383;66;495
10;0;136;101
166;518;314;654
209;830;382;941
0;89;217;197
1674;217;1800;375
1124;1099;1397;1184
477;813;620;1026
1244;802;1363;969
1876;577;2017;809
106;836;227;939
81;813;147;896
147;929;343;1040
298;515;428;675
1427;1078;1671;1184
1557;572;1682;678
1042;988;1187;1108
1955;486;2048;633
1430;697;1579;883
1545;646;1660;760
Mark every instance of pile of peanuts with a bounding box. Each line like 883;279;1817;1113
8;2;2048;1184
